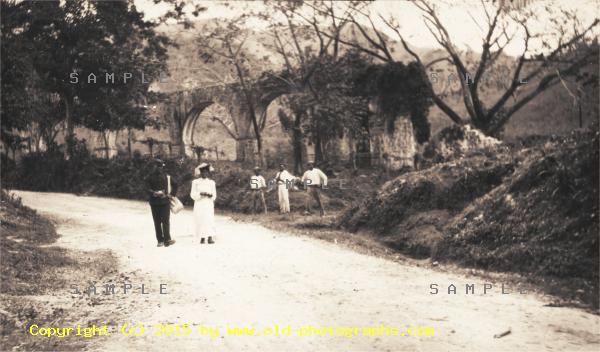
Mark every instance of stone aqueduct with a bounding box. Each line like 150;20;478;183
35;79;415;170
159;79;416;170
163;79;291;161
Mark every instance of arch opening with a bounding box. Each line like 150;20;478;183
181;102;238;160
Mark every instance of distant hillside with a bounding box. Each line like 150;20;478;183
155;20;598;140
152;19;451;93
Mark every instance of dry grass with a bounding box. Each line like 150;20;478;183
335;129;599;310
0;190;120;351
437;131;599;309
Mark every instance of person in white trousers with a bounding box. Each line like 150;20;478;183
274;164;295;214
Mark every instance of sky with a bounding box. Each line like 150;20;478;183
135;0;599;57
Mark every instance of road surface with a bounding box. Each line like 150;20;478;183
14;191;600;351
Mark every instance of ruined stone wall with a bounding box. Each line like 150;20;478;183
371;116;416;170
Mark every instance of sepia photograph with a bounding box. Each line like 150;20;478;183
0;0;599;351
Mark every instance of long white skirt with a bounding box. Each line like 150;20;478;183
193;198;215;237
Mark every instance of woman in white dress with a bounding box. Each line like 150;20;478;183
190;163;216;244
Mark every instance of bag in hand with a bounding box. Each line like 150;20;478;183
167;175;184;214
169;196;184;214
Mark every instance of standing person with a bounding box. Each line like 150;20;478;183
145;159;177;247
190;163;216;244
250;166;268;214
274;164;295;214
301;161;328;216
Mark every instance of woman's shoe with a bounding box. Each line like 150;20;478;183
200;237;206;244
207;236;214;244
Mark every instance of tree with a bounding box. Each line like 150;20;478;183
0;1;66;153
196;15;272;165
269;51;375;170
552;40;599;129
0;130;28;161
301;52;373;163
357;60;433;144
1;1;31;133
260;0;367;171
265;1;432;169
26;89;64;151
298;0;599;136
1;0;205;157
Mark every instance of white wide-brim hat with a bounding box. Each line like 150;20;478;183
194;162;214;176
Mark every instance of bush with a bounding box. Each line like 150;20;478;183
339;153;516;234
420;124;504;166
5;150;351;213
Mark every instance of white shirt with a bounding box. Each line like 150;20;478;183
250;175;266;189
275;170;295;185
301;168;328;187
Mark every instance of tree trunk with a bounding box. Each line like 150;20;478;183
102;131;110;159
471;110;489;132
314;133;323;163
127;128;133;158
63;96;74;158
235;137;255;163
172;107;187;157
290;113;304;175
230;50;263;167
249;113;263;167
578;90;583;128
292;130;303;175
254;135;263;166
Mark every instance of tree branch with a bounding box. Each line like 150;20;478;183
425;56;452;68
489;48;598;134
486;18;531;120
521;18;599;83
380;13;464;124
209;115;238;139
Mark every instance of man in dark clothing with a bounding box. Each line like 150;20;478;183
145;159;178;247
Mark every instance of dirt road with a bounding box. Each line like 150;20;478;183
14;191;600;351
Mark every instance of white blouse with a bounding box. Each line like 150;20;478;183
190;178;217;202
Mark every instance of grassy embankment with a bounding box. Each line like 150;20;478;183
339;130;599;311
0;191;123;351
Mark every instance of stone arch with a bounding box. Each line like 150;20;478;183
181;101;238;160
181;101;211;157
168;77;293;162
